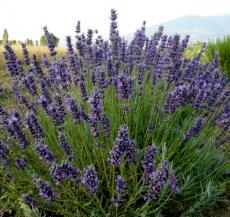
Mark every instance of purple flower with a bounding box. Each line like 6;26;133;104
127;139;136;163
22;74;37;96
169;171;180;193
59;132;73;160
34;141;56;165
26;112;45;139
43;26;57;56
33;54;44;78
64;93;81;124
147;123;153;133
66;36;74;55
89;88;103;121
42;54;49;67
115;175;126;196
2;113;29;149
101;114;110;137
183;117;204;140
16;157;25;169
22;194;39;208
142;145;157;183
112;175;126;207
79;79;88;101
76;21;81;34
4;44;19;77
89;116;100;138
12;82;28;106
50;161;81;185
36;179;56;203
40;78;51;103
37;95;50;113
21;43;30;65
114;73;134;99
0;141;9;157
108;125;129;165
144;160;168;200
81;165;98;194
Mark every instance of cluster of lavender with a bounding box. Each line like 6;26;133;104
88;88;110;138
142;146;180;200
0;8;229;214
50;161;81;185
35;178;56;203
22;194;39;208
33;141;56;165
1;110;29;149
0;141;9;169
81;165;99;194
183;117;204;140
108;125;136;164
111;175;126;207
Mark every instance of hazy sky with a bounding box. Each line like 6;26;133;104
0;0;230;42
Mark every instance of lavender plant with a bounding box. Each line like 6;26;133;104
0;9;230;217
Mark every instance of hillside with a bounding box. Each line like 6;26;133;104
126;14;230;42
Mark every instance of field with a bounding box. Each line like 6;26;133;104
0;12;230;217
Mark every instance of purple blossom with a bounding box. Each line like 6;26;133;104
2;113;29;149
127;139;136;163
22;194;39;208
22;74;37;96
34;141;56;165
144;160;168;200
114;73;134;99
0;141;9;157
89;88;103;121
43;26;57;56
21;43;30;65
15;157;25;169
76;21;81;34
101;114;110;137
50;161;81;185
112;175;126;207
142;145;157;183
40;78;51;103
12;82;28;106
169;171;180;193
66;36;74;54
59;132;73;160
183;117;204;140
108;125;129;165
81;165;98;194
25;112;45;139
33;54;44;78
115;175;126;196
64;93;81;124
42;54;49;67
36;179;56;203
4;44;19;77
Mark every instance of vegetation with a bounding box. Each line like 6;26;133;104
0;10;230;217
206;35;230;80
40;33;59;46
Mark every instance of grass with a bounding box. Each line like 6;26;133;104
206;35;230;80
0;45;66;71
0;42;230;216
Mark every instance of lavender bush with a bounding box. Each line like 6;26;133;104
0;9;230;217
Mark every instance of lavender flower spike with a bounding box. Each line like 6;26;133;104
81;165;99;194
36;179;56;203
22;194;39;208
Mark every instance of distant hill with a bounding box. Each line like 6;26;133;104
125;14;230;42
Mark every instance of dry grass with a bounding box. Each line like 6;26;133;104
0;44;66;70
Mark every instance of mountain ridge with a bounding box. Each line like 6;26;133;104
125;14;230;42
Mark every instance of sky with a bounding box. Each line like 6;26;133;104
0;0;230;43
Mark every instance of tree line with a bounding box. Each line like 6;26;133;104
0;29;59;46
